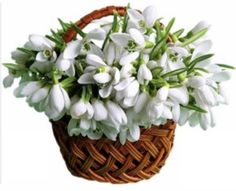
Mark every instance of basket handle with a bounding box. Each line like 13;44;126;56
63;6;126;42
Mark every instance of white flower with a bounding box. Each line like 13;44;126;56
114;77;140;108
28;34;56;73
45;84;70;120
191;21;210;35
168;86;189;105
134;92;150;113
119;110;140;145
78;52;120;98
13;81;43;98
3;74;14;88
56;40;82;76
110;28;146;51
137;64;153;84
127;5;158;30
105;100;127;129
160;45;188;72
70;99;94;120
92;99;108;121
11;49;31;65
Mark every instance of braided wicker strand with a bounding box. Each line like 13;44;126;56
52;6;177;183
52;119;176;183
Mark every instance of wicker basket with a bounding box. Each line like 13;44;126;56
51;6;177;184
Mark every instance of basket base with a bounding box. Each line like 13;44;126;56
51;118;176;184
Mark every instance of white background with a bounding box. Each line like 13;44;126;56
1;0;236;190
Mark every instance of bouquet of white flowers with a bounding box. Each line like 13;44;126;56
3;5;234;183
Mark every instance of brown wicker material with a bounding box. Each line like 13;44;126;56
52;6;177;184
52;118;176;183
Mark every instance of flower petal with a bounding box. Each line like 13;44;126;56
70;99;87;118
114;77;134;91
137;64;152;84
188;76;206;88
127;9;144;24
129;124;140;141
143;5;158;27
211;71;231;82
87;28;106;40
105;43;115;65
112;67;121;85
29;34;54;51
89;44;105;60
192;40;212;59
129;28;145;47
92;100;108;121
55;54;73;71
191;21;210;34
168;86;189;105
36;52;48;62
172;104;180;122
161;105;173;119
21;81;42;96
189;112;200;127
110;33;132;47
134;92;149;113
156;86;169;102
60;87;70;109
93;72;112;84
30;86;49;103
3;75;14;88
99;84;113;98
119;51;139;66
65;63;76;77
80;119;91;130
119;127;128;145
63;40;81;59
124;80;139;98
78;73;95;84
68;119;80;136
49;84;65;113
86;54;106;67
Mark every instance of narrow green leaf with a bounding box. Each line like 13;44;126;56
61;77;77;87
150;37;166;59
111;12;119;32
188;54;214;73
71;23;86;38
45;35;63;47
58;18;69;32
181;104;207;113
165;17;175;36
217;64;235;70
161;68;188;78
17;47;35;56
122;3;130;32
173;28;184;37
194;67;209;73
181;28;208;47
3;63;27;71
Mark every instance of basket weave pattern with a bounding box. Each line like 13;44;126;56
52;118;176;183
52;6;177;183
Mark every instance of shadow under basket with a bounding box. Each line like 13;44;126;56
51;118;176;184
51;6;176;184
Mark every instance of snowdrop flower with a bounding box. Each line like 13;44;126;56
168;86;189;105
110;28;147;51
11;49;31;65
28;34;56;73
137;63;153;84
56;40;82;76
105;100;127;129
119;109;140;145
160;45;189;72
45;84;70;120
78;52;120;98
114;77;140;108
13;81;43;98
3;74;14;88
190;21;210;35
127;5;158;31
